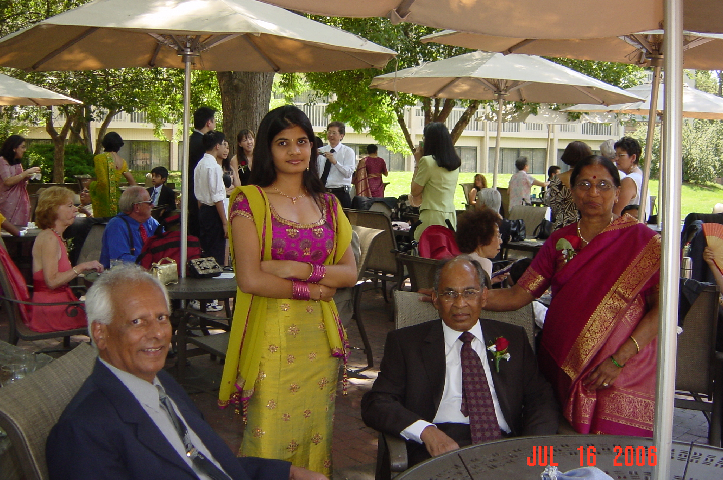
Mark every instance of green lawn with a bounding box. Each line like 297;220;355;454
383;172;723;220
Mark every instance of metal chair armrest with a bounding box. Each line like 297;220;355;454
384;433;408;473
0;295;84;308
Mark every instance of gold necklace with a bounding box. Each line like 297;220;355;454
271;185;306;204
577;216;614;245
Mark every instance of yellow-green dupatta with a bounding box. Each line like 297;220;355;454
218;185;352;408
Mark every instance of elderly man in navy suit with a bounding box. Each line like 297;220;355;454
46;264;325;480
362;256;558;471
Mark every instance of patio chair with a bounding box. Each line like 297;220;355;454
459;182;475;210
345;209;404;302
75;223;105;264
0;342;97;480
0;248;87;349
675;279;722;446
397;253;442;292
507;205;550;240
350;225;384;372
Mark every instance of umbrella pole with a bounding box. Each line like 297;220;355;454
180;45;192;278
638;61;663;223
492;94;505;189
653;0;683;478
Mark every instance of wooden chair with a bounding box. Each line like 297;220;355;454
0;249;87;349
0;343;97;480
397;253;442;292
350;225;384;372
345;209;404;302
675;279;722;446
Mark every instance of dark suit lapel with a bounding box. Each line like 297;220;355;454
91;361;198;477
422;320;447;413
479;320;515;434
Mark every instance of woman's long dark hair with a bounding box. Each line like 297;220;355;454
0;135;25;166
249;105;325;199
422;122;460;171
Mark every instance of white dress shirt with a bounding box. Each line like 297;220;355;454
401;320;511;444
150;185;162;206
317;142;356;188
194;153;226;206
99;359;227;480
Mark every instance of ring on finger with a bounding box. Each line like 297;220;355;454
602;382;609;387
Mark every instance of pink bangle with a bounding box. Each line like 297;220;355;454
307;264;326;283
291;280;310;301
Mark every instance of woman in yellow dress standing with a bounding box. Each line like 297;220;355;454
89;132;136;217
220;105;357;476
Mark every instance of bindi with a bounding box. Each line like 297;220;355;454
592;176;596;179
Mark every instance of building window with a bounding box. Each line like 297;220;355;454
120;140;170;172
489;148;547;174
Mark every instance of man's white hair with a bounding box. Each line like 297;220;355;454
118;186;148;214
85;264;170;333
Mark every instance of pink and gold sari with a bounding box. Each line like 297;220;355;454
518;215;660;436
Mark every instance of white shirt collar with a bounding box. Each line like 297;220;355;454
441;319;484;349
99;357;162;412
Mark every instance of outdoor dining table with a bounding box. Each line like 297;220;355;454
165;275;238;301
503;238;544;259
396;434;723;479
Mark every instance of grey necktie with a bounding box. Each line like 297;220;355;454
156;384;231;480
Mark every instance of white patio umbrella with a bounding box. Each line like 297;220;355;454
260;0;723;39
0;0;396;276
370;51;641;187
565;82;723;120
0;72;82;106
421;29;723;222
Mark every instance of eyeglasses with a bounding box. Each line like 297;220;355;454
134;200;153;205
437;288;481;302
614;152;629;158
573;180;615;192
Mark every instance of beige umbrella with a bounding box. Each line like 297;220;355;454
0;0;396;275
370;51;641;187
260;0;723;39
0;72;82;106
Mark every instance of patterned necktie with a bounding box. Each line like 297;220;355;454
156;385;231;480
139;224;148;243
459;331;502;444
150;188;158;205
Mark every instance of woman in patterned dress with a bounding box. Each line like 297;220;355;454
89;132;136;217
220;106;356;476
546;141;591;230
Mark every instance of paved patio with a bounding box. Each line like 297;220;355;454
3;284;714;480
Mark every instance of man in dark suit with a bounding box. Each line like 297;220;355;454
46;264;325;480
361;256;558;470
188;106;216;237
148;166;177;220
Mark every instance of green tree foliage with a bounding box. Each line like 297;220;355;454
25;142;93;182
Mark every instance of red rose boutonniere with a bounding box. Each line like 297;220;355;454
487;336;511;372
556;235;582;265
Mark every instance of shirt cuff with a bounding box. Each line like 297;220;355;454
401;420;435;444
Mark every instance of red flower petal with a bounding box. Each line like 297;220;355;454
495;337;509;352
564;235;582;250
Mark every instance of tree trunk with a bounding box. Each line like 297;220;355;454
94;108;118;155
46;107;76;184
450;101;480;144
217;71;274;158
396;109;414;153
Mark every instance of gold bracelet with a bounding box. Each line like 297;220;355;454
72;266;81;276
629;335;640;354
304;262;314;281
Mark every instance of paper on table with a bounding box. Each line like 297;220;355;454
215;272;235;279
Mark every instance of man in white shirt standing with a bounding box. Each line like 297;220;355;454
361;256;558;472
317;121;356;208
194;131;228;265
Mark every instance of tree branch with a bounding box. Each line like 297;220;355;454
450;101;479;144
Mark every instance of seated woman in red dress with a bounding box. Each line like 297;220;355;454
29;187;103;332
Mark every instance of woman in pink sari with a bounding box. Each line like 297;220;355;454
0;135;41;226
486;155;660;436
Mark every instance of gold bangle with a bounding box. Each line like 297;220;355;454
305;262;314;281
630;335;640;354
72;266;80;276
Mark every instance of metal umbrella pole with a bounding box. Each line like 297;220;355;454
179;41;194;279
653;0;683;476
492;93;506;188
638;58;663;223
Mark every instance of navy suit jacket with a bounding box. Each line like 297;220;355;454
361;319;558;465
47;360;290;480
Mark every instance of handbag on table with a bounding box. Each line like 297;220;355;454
187;257;223;278
149;257;178;285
